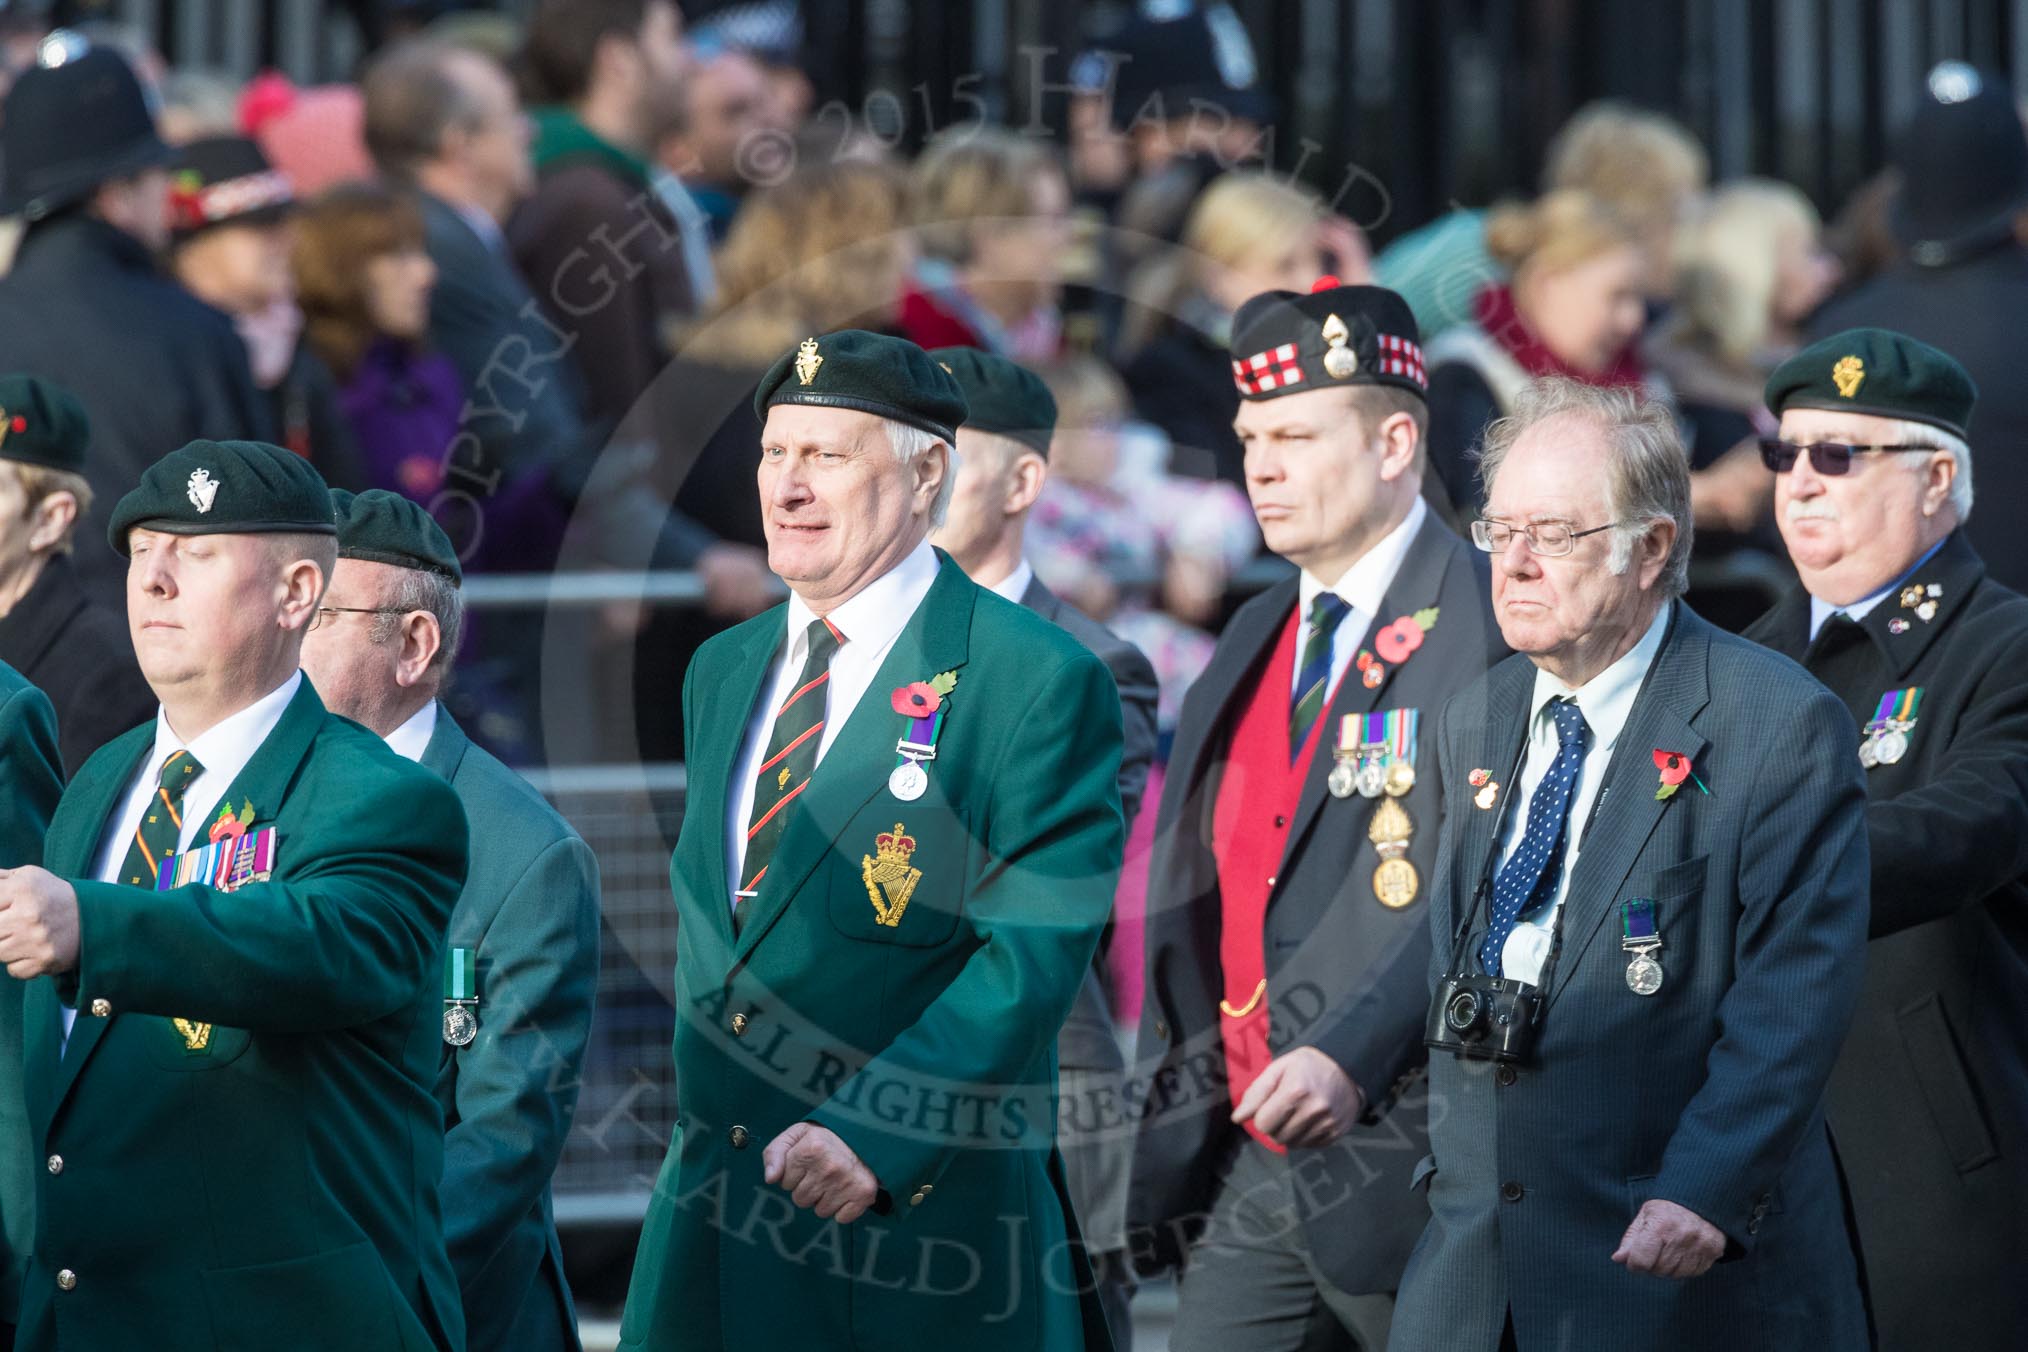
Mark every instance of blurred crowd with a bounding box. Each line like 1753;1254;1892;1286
0;0;2025;785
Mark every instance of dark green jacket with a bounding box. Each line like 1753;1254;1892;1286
0;664;62;1327
17;679;469;1351
424;708;599;1352
618;560;1125;1351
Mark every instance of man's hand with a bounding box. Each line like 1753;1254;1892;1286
1231;1046;1365;1148
763;1122;880;1223
0;867;80;978
1612;1198;1726;1278
698;543;782;620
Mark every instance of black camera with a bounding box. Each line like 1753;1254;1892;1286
1425;973;1544;1064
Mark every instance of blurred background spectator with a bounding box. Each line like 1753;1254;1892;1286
900;127;1071;362
1422;188;1653;514
1116;170;1364;489
164;134;368;488
292;183;463;502
1645;178;1842;626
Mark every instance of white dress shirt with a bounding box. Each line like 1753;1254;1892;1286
1292;496;1427;702
724;541;941;908
383;700;439;765
66;672;304;1044
1494;605;1671;984
986;558;1034;605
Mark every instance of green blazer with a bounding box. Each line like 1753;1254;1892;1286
423;707;600;1352
618;559;1125;1352
17;678;469;1352
0;663;62;1328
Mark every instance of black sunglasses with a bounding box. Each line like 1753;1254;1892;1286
1757;438;1937;476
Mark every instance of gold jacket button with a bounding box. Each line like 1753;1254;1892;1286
730;1013;749;1037
56;1269;75;1292
909;1191;926;1206
728;1125;750;1150
1154;1020;1170;1041
45;1155;61;1176
89;999;110;1018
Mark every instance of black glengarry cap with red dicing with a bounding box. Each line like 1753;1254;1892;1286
1229;276;1428;402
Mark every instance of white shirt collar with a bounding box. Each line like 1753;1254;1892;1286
1525;602;1672;752
382;700;440;764
782;538;941;666
1297;496;1427;623
985;558;1034;605
152;671;303;783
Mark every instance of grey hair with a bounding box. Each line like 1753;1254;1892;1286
880;418;958;529
369;566;465;677
1477;377;1694;599
1880;417;1974;523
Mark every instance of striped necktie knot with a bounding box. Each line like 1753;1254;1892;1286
1289;592;1352;759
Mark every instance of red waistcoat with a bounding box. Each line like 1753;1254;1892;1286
1210;604;1335;1153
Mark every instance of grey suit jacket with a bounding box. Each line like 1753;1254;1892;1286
1390;603;1871;1352
424;709;602;1352
1129;513;1505;1295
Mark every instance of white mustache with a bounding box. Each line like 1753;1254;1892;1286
1785;500;1840;523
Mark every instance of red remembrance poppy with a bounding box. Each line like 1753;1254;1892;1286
1652;748;1691;786
891;681;941;717
1374;616;1425;664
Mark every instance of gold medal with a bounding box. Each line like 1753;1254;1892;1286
1384;759;1416;796
1368;797;1418;909
1373;856;1419;908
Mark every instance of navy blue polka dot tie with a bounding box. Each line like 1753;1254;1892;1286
1481;698;1589;977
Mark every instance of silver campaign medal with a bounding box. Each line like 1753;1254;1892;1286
1626;950;1665;996
1327;760;1357;799
889;758;928;802
1873;728;1908;765
443;1003;477;1047
1356;758;1387;799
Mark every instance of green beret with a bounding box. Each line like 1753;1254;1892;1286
753;330;968;443
927;347;1057;456
107;439;335;554
0;374;89;474
1765;328;1978;439
331;488;462;583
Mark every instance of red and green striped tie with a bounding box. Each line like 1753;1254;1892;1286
118;750;202;889
735;617;843;935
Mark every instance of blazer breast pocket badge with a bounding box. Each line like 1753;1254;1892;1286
861;823;923;927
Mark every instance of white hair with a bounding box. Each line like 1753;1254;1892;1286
1477;377;1694;598
881;417;958;528
1881;417;1974;523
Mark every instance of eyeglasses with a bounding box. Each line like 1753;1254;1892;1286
1470;517;1628;557
309;605;408;631
1756;438;1937;476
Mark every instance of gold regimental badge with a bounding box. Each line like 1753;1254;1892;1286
171;1017;212;1052
795;336;824;386
1321;313;1359;379
1832;355;1865;398
1368;795;1419;909
861;823;922;927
